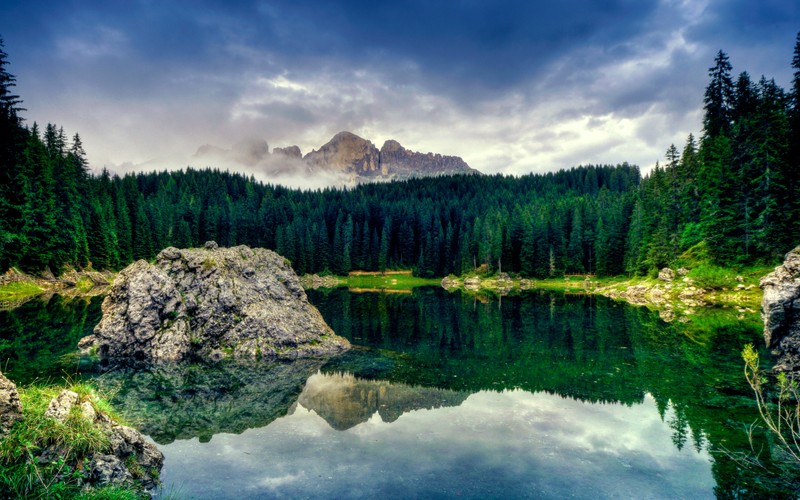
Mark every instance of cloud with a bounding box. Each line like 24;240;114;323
156;390;714;498
1;0;798;182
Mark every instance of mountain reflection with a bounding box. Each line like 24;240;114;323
298;372;469;430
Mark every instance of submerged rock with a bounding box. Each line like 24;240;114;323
760;245;800;374
84;243;350;364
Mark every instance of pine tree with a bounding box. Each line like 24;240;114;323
750;77;792;258
703;50;735;139
18;124;59;271
567;207;584;273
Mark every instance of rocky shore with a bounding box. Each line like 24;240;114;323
442;266;762;323
760;245;800;375
0;370;162;494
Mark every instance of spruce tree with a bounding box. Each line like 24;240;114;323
703;50;735;139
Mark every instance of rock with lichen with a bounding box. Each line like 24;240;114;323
82;243;350;364
760;245;800;374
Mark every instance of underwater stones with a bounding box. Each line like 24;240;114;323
760;245;800;374
85;243;349;364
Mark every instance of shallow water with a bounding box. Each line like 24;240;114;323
0;287;780;497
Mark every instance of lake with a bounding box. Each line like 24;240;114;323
0;287;783;498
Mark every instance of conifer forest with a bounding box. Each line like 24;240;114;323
1;34;799;278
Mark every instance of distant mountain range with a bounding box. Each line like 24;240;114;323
193;131;478;184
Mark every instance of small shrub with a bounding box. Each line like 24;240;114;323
738;345;800;488
688;264;733;289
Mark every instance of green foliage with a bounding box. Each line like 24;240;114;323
675;240;711;269
0;280;43;298
738;345;800;491
1;35;799;282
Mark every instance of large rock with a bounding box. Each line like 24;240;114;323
86;244;349;364
0;370;22;434
760;245;800;374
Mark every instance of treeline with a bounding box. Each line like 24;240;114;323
1;35;799;278
626;38;800;272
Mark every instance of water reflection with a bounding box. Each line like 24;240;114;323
0;287;779;497
158;382;714;499
298;372;469;430
0;294;103;383
92;359;325;444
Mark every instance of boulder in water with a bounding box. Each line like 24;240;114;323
84;243;349;364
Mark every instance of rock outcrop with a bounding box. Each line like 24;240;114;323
192;131;477;185
273;145;302;158
303;132;477;180
83;243;350;364
305;131;383;176
760;245;800;374
0;370;22;434
379;139;475;178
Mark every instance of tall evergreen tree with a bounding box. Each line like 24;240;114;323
703;50;735;139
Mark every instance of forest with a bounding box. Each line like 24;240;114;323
1;34;799;279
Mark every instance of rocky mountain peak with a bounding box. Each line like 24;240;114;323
192;131;478;186
304;131;382;176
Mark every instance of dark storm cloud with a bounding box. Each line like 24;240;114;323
6;0;664;98
248;0;662;94
0;0;798;182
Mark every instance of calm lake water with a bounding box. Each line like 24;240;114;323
0;287;783;498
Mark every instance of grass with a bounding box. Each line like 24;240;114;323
342;271;440;291
0;380;147;499
0;281;44;299
75;276;96;293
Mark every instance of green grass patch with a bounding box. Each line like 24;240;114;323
75;276;95;293
0;281;44;299
343;273;440;290
688;264;736;290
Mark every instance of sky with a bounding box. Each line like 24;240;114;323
1;0;798;186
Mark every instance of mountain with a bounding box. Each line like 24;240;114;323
193;131;478;185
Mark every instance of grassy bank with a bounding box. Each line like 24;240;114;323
343;271;440;291
0;380;147;499
0;281;45;300
443;264;770;313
